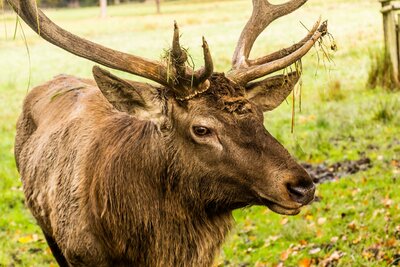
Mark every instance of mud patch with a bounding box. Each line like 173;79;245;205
302;157;372;184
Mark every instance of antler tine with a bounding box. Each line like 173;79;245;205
172;21;188;81
170;21;213;99
247;19;320;66
228;21;328;85
171;23;213;87
232;0;308;69
192;37;214;86
7;0;169;86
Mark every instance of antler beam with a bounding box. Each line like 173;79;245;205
228;0;327;86
7;0;214;93
228;20;327;84
246;19;321;66
231;0;308;69
7;0;170;86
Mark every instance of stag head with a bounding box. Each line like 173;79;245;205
8;0;327;214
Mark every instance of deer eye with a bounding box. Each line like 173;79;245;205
192;126;211;136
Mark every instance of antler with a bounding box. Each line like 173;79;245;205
227;0;328;85
7;0;170;85
170;22;213;98
6;0;213;95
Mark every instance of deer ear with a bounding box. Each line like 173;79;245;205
92;66;156;114
245;72;300;112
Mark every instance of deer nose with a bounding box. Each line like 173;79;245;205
286;179;315;205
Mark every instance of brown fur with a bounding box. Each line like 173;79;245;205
15;72;314;266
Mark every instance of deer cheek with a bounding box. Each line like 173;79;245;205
189;132;223;152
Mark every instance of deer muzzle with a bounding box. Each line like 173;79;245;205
286;177;316;205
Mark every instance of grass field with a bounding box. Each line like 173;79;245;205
1;0;399;266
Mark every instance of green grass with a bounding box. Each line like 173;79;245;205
1;0;399;266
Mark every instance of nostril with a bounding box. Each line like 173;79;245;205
286;182;315;205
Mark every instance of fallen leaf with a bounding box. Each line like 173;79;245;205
18;235;34;244
305;215;314;221
255;261;268;267
299;240;308;246
317;217;327;225
298;258;311;267
248;235;257;241
309;247;321;254
281;218;289;225
316;229;323;238
352;236;362;244
362;250;374;260
347;221;358;231
330;236;339;243
280;249;291;261
391;160;400;168
383;197;393;208
319;251;345;267
385;238;397;247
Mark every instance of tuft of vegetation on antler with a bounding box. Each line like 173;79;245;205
161;45;196;88
8;8;32;91
313;22;337;77
287;21;336;133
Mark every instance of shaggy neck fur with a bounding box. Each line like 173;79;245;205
86;114;232;266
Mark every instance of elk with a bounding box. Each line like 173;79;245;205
8;0;327;266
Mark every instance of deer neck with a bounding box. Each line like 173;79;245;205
151;191;233;267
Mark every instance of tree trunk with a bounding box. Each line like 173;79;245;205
155;0;160;14
100;0;107;18
145;0;161;14
68;0;80;8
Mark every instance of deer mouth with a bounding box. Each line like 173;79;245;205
255;192;302;215
262;199;301;215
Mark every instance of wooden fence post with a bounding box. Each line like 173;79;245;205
380;0;400;86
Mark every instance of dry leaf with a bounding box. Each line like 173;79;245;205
18;235;34;244
385;238;397;247
319;251;345;267
352;236;362;244
305;215;314;221
316;230;323;238
281;218;289;225
309;247;321;254
391;160;400;168
347;221;358;231
280;249;291;261
255;261;268;267
382;197;393;208
298;258;312;267
330;236;339;243
317;217;327;225
299;240;308;246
